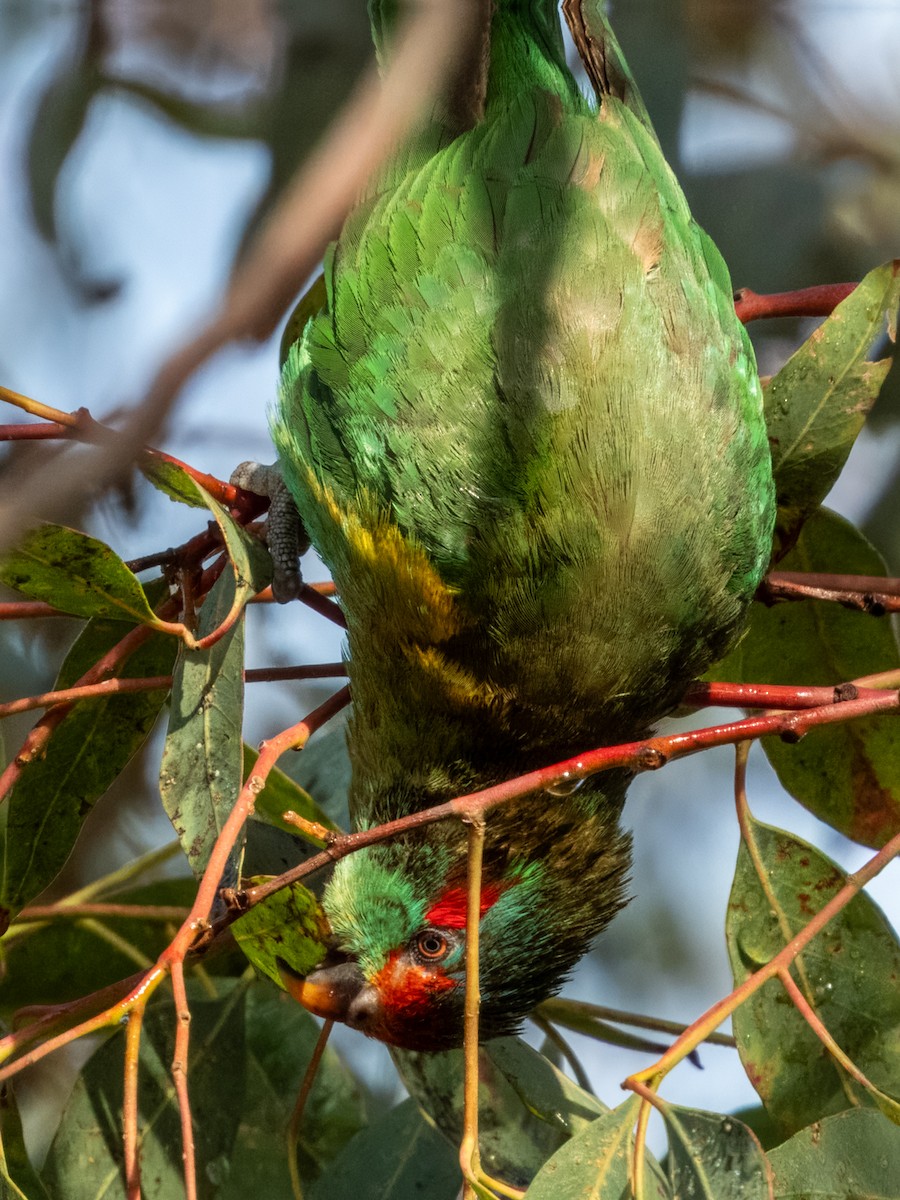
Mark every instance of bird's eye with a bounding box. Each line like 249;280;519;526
414;929;449;960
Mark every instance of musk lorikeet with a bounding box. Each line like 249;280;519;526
265;0;775;1050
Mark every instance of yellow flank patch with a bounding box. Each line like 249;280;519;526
304;471;463;645
411;645;509;711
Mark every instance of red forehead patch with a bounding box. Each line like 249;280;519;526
425;881;505;929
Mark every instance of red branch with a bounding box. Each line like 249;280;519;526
0;423;71;440
681;680;882;710
734;282;858;323
243;684;900;910
763;571;900;614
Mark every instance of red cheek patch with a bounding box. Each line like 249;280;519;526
425;881;505;929
373;951;457;1018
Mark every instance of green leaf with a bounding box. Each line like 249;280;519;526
730;1105;790;1153
140;457;211;508
0;1083;51;1200
308;1098;458;1200
0;524;159;624
159;570;245;877
395;1037;607;1190
765;259;900;555
485;1038;608;1138
218;987;366;1198
710;509;900;848
0;881;247;1020
232;877;329;987
769;1108;900;1199
662;1106;772;1200
157;466;276;876
726;814;900;1135
40;983;248;1200
244;744;339;838
527;1096;670;1200
1;621;176;915
768;1104;900;1200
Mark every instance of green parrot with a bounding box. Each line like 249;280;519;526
264;0;775;1051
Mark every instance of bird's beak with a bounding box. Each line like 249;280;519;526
278;957;381;1032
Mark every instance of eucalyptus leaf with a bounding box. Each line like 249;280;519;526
709;508;900;847
159;570;245;877
40;983;248;1200
0;524;158;624
765;259;900;555
26;44;100;247
140;457;211;509
307;1098;458;1200
232;876;329;987
768;1108;900;1199
662;1106;772;1200
395;1036;607;1190
726;814;900;1135
220;987;366;1197
1;621;175;916
527;1096;669;1200
0;1082;51;1200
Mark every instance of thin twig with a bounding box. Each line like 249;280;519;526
171;960;197;1200
287;1019;334;1200
0;422;71;440
15;902;184;926
460;815;486;1198
0;601;69;620
681;679;884;710
762;570;900;614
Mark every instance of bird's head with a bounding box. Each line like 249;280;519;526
280;803;630;1050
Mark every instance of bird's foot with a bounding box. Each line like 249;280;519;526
230;460;310;604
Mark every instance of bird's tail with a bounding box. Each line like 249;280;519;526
368;1;652;133
369;1;575;115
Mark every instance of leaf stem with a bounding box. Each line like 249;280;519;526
287;1019;333;1200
